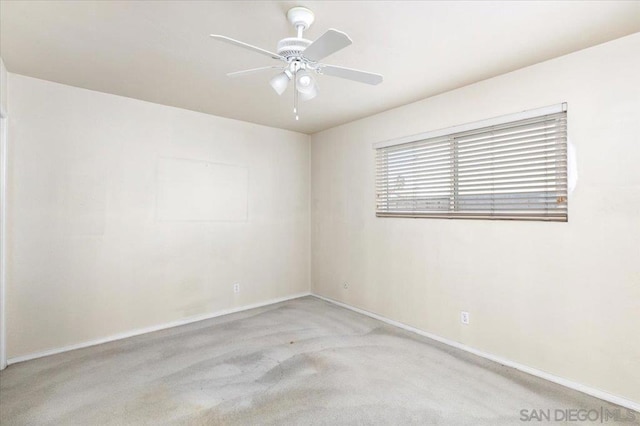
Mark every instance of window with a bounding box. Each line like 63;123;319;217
374;104;568;221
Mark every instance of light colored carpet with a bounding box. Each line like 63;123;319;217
0;296;636;425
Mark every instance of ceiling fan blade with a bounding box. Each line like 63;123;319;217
303;29;352;62
210;35;284;61
318;64;383;85
227;66;284;78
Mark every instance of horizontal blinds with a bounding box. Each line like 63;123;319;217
375;111;568;221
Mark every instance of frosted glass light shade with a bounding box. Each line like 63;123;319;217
295;70;317;100
270;72;290;96
298;74;312;87
298;83;318;101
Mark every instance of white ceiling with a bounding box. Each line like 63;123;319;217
1;1;639;134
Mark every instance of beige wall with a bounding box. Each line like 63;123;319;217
1;58;8;369
311;33;640;403
0;58;7;114
7;74;310;358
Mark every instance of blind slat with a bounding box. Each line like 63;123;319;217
378;138;565;168
376;152;567;174
380;115;565;154
377;163;565;180
376;169;567;186
380;126;567;162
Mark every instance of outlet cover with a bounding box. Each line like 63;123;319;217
461;311;470;325
233;283;240;294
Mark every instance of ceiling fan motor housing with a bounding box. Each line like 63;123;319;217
277;38;311;60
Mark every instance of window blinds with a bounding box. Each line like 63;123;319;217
375;106;568;221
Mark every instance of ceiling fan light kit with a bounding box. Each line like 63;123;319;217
269;70;292;96
210;6;383;121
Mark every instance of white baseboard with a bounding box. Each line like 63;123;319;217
312;293;640;413
7;291;638;412
7;292;311;365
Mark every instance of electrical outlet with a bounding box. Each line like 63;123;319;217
461;311;470;325
343;282;349;290
233;283;240;294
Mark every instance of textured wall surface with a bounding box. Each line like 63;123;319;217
7;74;310;358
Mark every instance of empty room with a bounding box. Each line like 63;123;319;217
0;1;639;424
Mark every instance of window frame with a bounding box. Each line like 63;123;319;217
373;103;568;222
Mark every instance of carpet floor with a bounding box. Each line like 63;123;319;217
0;296;636;425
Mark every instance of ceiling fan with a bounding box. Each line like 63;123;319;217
210;6;383;120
